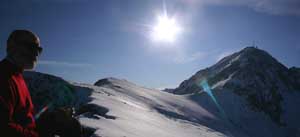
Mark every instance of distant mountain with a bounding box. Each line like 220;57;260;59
173;47;299;94
172;47;300;137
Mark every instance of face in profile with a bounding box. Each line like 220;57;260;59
18;41;42;70
7;30;43;70
12;39;42;70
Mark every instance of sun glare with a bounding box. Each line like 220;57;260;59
151;14;182;43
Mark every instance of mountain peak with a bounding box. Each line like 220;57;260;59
172;47;300;126
241;46;260;52
215;47;286;71
94;77;134;87
173;47;291;95
239;46;276;61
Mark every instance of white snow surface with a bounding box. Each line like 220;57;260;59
71;78;246;137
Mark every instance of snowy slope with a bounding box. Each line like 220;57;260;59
24;74;247;137
74;78;249;137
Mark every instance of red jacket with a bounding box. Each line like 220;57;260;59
0;59;38;137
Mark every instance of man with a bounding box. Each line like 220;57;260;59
0;30;42;137
0;30;84;137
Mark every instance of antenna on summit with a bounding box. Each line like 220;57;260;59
163;0;167;17
252;41;258;49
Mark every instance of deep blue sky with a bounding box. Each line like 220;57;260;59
0;0;299;89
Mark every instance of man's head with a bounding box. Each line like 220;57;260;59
6;30;42;70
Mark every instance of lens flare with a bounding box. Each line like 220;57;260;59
200;79;228;120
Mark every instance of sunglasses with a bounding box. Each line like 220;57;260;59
18;42;43;55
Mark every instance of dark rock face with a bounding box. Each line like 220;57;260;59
23;71;96;112
288;67;300;90
23;71;77;112
94;77;126;86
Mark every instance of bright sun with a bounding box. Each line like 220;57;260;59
151;14;182;43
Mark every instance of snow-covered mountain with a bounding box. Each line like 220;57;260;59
173;47;300;94
24;74;240;137
23;47;300;137
172;47;300;137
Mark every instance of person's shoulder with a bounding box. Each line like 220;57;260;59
0;68;13;98
0;63;17;99
0;59;13;77
0;60;14;84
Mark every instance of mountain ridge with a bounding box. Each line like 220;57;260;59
22;46;300;137
173;47;298;94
